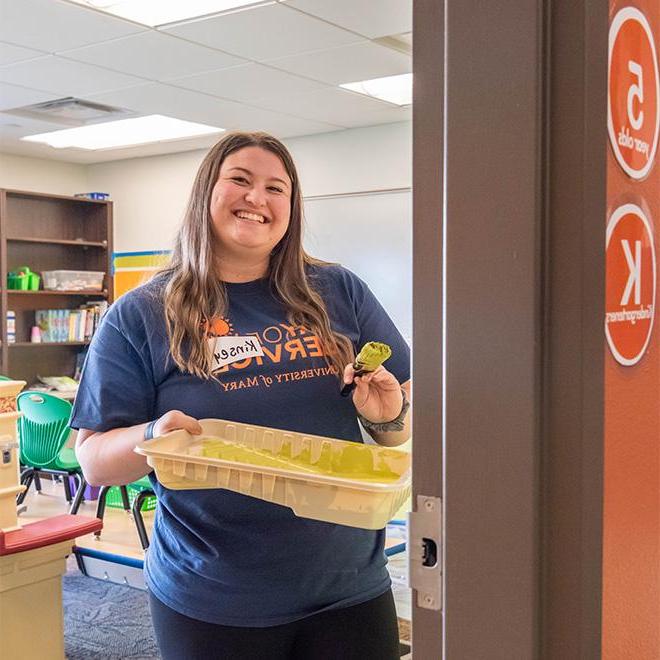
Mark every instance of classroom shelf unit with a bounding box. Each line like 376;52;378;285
0;189;113;385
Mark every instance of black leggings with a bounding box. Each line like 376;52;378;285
149;589;400;660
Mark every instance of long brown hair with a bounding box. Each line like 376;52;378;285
160;131;354;380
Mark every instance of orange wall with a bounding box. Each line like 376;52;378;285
603;2;660;658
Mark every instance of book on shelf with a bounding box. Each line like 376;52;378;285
35;300;108;343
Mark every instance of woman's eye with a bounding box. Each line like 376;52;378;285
231;176;248;184
268;186;284;193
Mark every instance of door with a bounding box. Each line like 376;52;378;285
411;1;607;657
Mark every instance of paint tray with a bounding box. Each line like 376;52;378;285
134;418;411;530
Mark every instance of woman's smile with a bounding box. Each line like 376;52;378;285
233;209;269;224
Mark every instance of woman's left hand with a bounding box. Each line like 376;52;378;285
343;364;403;423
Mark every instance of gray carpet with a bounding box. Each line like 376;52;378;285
63;571;160;660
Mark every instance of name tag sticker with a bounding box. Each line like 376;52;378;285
210;335;264;370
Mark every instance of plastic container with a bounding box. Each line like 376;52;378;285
135;419;411;530
41;270;104;292
7;267;40;291
106;484;157;512
74;192;110;200
0;380;25;416
68;477;101;501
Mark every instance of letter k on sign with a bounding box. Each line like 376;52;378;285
606;203;656;366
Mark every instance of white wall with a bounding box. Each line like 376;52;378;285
0;153;88;195
0;123;412;339
85;121;412;252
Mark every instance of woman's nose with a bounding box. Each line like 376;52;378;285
244;186;266;206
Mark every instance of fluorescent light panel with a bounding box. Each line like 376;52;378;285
21;114;224;150
340;73;412;107
69;0;269;27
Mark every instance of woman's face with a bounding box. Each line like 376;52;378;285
210;146;292;262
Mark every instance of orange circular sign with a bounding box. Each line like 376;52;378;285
606;204;656;365
608;7;659;180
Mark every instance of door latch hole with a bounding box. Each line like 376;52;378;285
422;538;438;567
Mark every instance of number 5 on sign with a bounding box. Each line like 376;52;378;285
627;60;644;131
608;7;659;180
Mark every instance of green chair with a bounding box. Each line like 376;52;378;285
16;391;87;514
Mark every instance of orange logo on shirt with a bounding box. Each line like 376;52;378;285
205;317;233;337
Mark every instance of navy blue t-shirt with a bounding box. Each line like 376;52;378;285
71;264;410;627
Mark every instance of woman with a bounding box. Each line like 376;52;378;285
72;131;411;660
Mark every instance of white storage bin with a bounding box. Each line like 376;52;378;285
41;270;104;292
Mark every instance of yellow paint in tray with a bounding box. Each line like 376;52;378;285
201;437;401;483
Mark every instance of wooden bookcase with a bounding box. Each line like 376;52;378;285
0;189;113;385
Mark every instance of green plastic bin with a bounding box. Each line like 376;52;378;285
106;479;157;512
8;267;40;291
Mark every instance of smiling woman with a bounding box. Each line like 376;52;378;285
70;131;411;660
210;146;292;271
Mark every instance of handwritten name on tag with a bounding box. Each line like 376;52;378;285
210;335;264;370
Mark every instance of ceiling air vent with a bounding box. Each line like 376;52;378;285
2;97;132;127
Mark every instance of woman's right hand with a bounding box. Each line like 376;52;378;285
152;410;203;437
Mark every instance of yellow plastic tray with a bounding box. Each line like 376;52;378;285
135;418;411;530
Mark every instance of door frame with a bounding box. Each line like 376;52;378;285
412;1;606;657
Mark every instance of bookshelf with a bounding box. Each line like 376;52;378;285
0;189;113;386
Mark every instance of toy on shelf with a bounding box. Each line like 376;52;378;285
0;379;102;660
7;266;40;291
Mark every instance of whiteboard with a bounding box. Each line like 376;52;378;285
302;190;412;345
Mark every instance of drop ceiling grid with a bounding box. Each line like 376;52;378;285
281;0;413;40
0;0;411;161
84;81;344;133
0;0;147;53
160;3;365;62
58;31;249;82
1;0;410;106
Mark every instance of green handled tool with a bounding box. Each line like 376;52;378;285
340;341;392;397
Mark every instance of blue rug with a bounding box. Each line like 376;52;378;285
63;571;160;659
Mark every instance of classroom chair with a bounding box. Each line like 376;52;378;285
16;391;88;514
95;476;157;550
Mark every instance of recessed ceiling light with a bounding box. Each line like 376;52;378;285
340;73;412;107
67;0;271;27
21;114;224;150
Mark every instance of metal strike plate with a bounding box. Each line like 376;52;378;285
407;494;442;610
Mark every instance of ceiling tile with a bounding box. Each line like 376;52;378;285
252;87;403;127
170;62;327;104
0;0;146;52
61;31;247;82
86;82;235;126
0;82;60;112
0;41;46;66
0;56;145;98
214;103;340;137
162;3;362;62
0;113;71;136
87;81;339;137
345;104;412;129
283;0;412;39
265;40;411;85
